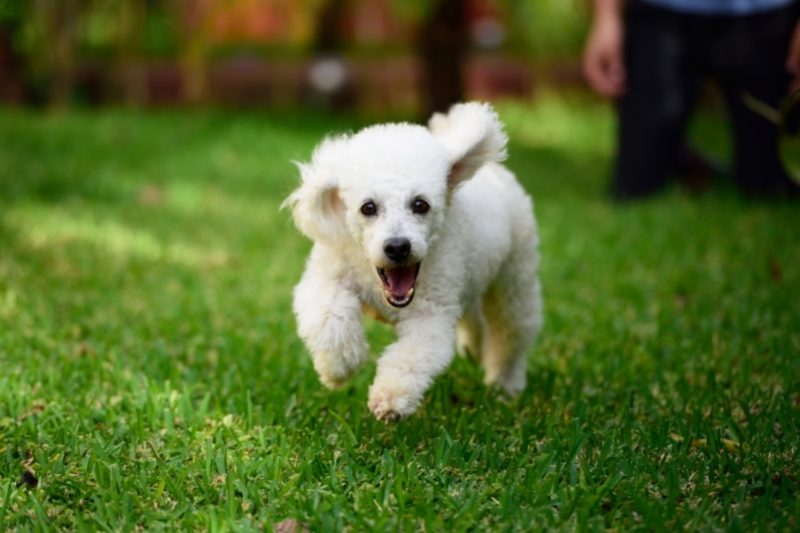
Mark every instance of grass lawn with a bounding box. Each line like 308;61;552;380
0;97;798;530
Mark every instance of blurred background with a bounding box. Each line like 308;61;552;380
0;0;588;116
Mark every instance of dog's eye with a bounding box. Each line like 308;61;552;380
360;201;378;217
411;198;430;215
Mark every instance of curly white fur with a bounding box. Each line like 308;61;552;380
284;102;543;421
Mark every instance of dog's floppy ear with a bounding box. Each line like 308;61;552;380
282;136;348;244
428;102;508;191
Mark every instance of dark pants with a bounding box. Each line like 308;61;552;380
614;1;800;199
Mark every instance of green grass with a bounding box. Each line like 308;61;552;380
1;98;799;531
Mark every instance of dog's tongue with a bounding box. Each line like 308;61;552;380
385;265;417;298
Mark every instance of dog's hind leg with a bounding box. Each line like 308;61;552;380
457;300;485;361
481;243;542;395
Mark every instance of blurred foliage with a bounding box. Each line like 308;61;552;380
0;0;589;107
0;0;587;59
506;0;589;60
78;1;177;58
0;0;23;21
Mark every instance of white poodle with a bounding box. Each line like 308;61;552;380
284;102;542;422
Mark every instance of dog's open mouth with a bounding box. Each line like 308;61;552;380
377;263;420;308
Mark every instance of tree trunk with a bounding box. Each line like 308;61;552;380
115;0;147;106
419;0;468;119
176;0;211;105
37;0;80;108
0;18;26;104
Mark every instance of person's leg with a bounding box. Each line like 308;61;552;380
613;3;701;200
709;3;800;197
672;144;727;195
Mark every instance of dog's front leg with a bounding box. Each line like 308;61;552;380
293;264;368;389
368;310;458;421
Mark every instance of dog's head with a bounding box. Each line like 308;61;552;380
284;102;507;308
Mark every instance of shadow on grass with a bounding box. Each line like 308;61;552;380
0;108;366;206
508;141;610;201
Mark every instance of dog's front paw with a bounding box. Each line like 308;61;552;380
310;332;369;390
367;380;421;422
312;354;355;390
316;368;352;390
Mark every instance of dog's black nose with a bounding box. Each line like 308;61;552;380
384;238;411;263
